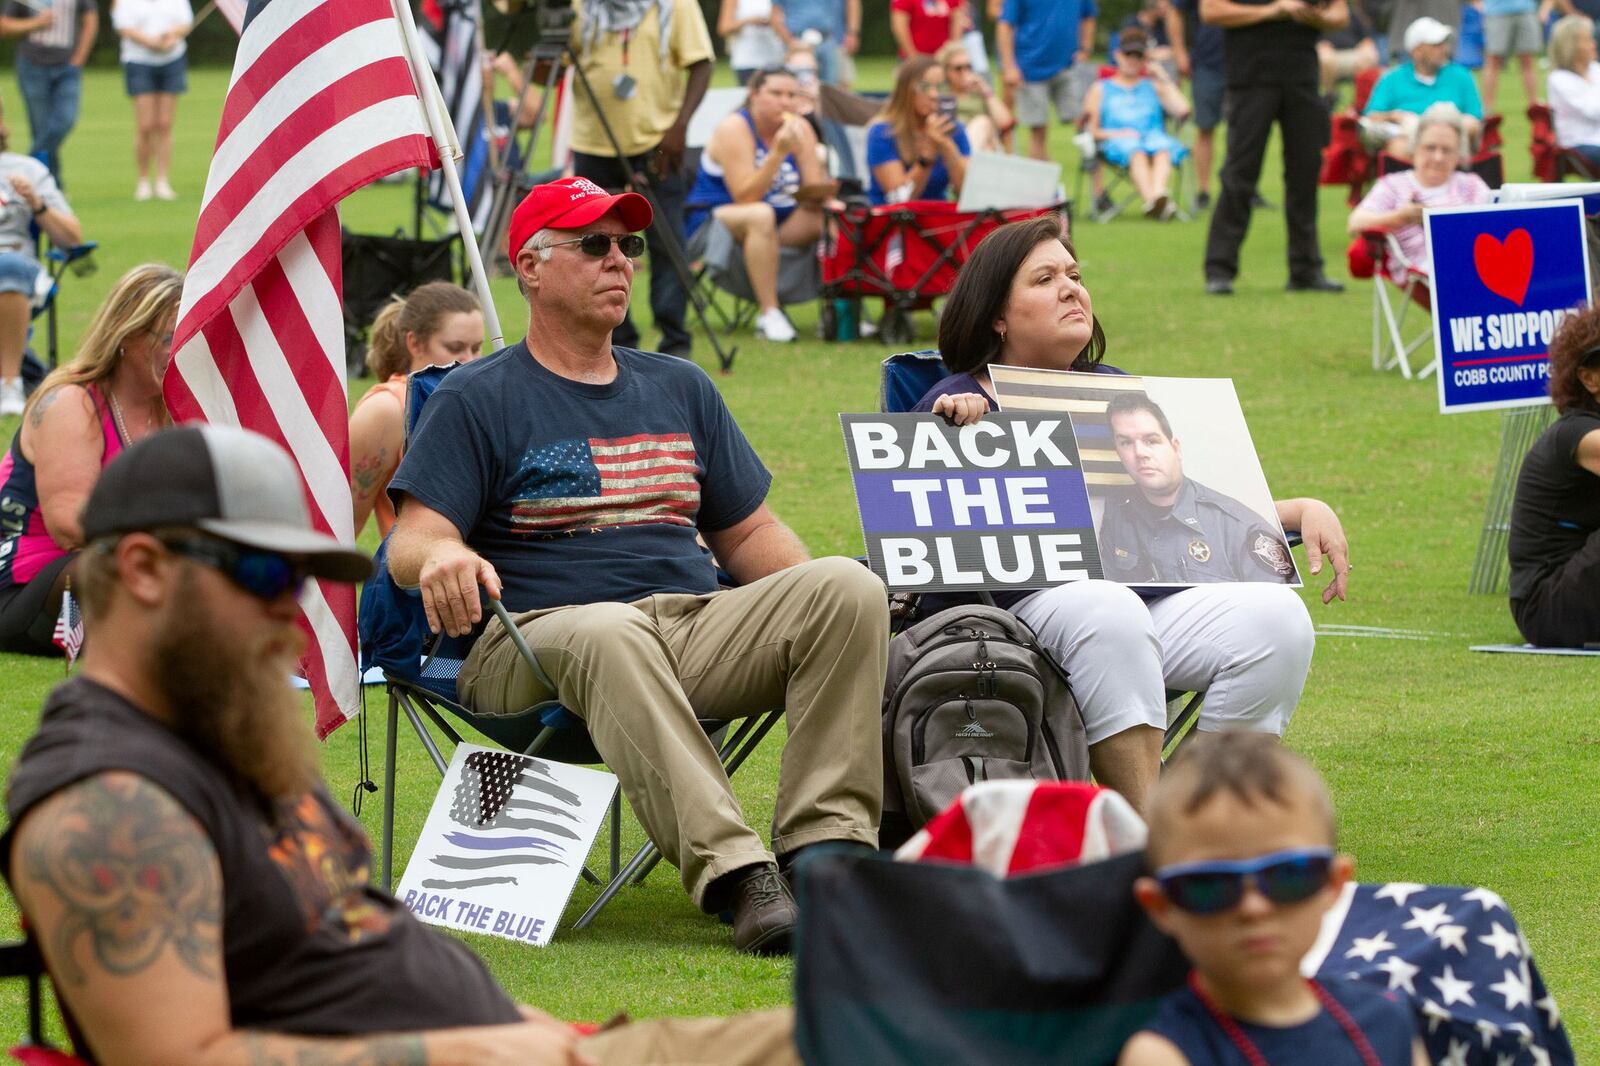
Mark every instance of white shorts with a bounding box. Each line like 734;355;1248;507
1012;580;1315;745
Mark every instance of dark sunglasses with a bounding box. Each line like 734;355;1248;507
548;233;646;259
949;63;973;73
1154;847;1335;915
1122;49;1147;59
159;535;311;602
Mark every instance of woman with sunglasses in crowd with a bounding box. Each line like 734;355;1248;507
866;55;971;206
911;216;1350;814
348;282;485;539
1082;27;1192;220
0;264;182;654
1507;306;1600;648
685;65;829;344
936;39;1014;154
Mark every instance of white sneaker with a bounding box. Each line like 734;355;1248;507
135;179;153;202
154;179;177;201
755;307;797;343
0;377;25;417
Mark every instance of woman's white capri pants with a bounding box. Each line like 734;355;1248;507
1011;580;1315;746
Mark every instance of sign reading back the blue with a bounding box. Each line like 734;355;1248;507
841;413;1102;591
1427;199;1591;413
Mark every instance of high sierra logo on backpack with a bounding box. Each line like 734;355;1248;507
881;604;1090;830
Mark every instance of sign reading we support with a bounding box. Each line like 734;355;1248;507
842;413;1102;591
397;744;617;947
1427;199;1591;413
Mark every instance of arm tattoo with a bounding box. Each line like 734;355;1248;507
351;447;389;500
23;775;222;985
27;387;60;428
244;1033;428;1066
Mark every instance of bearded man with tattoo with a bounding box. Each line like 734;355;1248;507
0;425;801;1066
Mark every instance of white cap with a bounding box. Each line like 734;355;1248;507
1404;16;1453;52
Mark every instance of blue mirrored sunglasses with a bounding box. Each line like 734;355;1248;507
1154;847;1335;915
159;535;310;602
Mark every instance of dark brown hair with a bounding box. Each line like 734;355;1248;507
1546;304;1600;414
1106;392;1174;439
365;282;481;380
1145;732;1336;865
937;215;1107;375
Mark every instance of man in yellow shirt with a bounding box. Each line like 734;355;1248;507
570;0;714;359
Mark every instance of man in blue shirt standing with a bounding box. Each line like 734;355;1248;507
776;0;861;86
998;0;1098;161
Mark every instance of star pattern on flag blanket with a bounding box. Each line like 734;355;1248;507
1311;883;1575;1066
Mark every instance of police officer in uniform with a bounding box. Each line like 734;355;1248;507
1098;393;1296;584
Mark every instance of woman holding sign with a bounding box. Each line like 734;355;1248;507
912;215;1350;814
1507;310;1600;647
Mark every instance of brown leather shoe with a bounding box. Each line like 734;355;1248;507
730;864;798;955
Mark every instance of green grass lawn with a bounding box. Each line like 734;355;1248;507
0;61;1596;1055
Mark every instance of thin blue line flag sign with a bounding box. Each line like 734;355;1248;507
1427;199;1591;413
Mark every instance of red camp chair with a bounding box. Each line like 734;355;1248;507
1348;228;1435;379
819;201;1067;345
1529;102;1600;183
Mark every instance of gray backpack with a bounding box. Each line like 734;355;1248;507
882;604;1090;830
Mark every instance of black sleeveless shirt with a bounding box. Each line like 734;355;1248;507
2;676;520;1042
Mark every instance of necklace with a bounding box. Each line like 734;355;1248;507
107;391;150;445
1187;972;1383;1066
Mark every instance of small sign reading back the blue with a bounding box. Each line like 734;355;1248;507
841;413;1102;592
1427;199;1591;413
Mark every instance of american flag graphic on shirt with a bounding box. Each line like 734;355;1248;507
509;433;702;533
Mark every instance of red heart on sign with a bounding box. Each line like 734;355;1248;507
1473;228;1534;306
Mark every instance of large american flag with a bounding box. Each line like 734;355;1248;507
1306;882;1574;1065
510;434;702;532
165;0;438;737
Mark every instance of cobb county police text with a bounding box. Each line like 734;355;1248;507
842;413;1103;591
1445;306;1568;387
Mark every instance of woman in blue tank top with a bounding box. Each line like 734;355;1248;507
1084;27;1192;219
685;67;830;343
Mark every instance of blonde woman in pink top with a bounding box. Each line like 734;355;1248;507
0;264;181;653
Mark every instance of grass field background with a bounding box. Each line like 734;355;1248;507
0;61;1595;1055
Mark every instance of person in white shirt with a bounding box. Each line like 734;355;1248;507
1548;15;1600;167
112;0;193;201
719;0;792;84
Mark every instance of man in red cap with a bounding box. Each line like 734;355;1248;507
386;176;888;956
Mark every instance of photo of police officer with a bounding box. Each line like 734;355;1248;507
1098;391;1298;585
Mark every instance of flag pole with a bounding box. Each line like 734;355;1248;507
390;0;507;350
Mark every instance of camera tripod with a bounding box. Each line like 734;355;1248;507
480;0;737;371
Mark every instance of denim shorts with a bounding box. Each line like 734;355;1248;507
123;57;188;97
0;251;43;298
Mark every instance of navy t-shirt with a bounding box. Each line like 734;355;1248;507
1143;978;1418;1065
388;344;771;613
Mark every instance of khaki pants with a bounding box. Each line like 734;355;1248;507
457;557;887;907
580;1008;799;1065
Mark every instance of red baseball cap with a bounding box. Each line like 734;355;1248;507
507;176;653;268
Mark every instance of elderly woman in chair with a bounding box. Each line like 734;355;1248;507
911;216;1351;815
1347;105;1490;284
685;66;830;345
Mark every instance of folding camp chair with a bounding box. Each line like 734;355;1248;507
361;363;784;930
339;230;459;378
877;351;1204;760
1347;229;1435;379
1073;79;1195;224
1529;102;1600;184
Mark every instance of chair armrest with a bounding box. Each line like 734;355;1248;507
44;241;97;265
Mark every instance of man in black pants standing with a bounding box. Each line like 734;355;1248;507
1201;0;1348;295
569;0;713;357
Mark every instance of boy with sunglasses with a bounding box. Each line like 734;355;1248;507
1121;732;1426;1066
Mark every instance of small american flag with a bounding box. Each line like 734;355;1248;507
51;588;83;665
510;434;702;532
1306;882;1574;1065
164;0;438;737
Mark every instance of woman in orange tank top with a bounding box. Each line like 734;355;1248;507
349;282;484;539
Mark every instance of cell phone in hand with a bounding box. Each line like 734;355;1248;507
937;95;958;125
